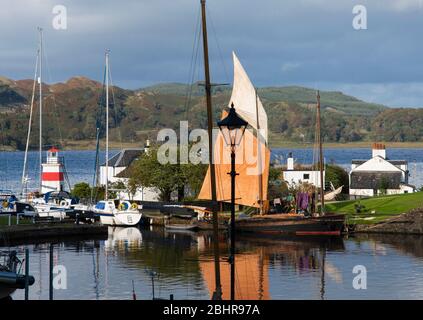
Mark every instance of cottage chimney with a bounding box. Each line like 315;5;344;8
372;143;386;159
287;152;294;170
145;139;150;155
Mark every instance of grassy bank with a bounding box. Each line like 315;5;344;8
325;192;423;224
0;215;32;228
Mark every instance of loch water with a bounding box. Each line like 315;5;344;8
6;227;423;300
2;148;423;300
1;148;423;193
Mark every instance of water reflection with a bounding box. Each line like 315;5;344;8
7;227;423;300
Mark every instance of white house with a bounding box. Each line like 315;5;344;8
349;143;415;198
99;145;159;201
281;153;324;189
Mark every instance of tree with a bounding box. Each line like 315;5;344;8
325;164;349;194
130;146;185;201
268;167;289;200
183;162;208;199
378;177;390;195
71;182;91;200
128;145;206;202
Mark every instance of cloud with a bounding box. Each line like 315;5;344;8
0;0;422;107
304;82;423;108
281;62;301;72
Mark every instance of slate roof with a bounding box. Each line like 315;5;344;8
116;166;133;178
278;164;319;171
350;171;402;189
352;159;407;166
101;149;144;167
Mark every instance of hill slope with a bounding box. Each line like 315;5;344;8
0;76;421;150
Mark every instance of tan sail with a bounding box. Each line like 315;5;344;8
230;52;268;144
198;52;270;209
198;126;270;208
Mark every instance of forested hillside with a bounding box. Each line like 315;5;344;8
0;77;420;150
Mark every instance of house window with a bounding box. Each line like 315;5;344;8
404;191;408;194
303;173;310;180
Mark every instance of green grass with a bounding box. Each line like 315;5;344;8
0;215;32;228
325;192;423;225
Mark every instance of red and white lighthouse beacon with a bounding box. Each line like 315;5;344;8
41;147;65;194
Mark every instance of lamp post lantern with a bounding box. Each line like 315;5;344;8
217;103;248;300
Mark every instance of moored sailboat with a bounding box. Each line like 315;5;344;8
20;28;77;219
92;51;142;227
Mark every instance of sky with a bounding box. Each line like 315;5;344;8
1;0;423;107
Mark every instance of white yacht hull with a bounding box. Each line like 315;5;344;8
35;204;67;219
99;211;142;226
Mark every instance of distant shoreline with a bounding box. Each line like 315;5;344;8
2;140;423;152
271;141;423;149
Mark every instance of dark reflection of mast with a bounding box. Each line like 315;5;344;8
92;240;100;300
320;247;326;300
258;247;264;300
38;246;42;299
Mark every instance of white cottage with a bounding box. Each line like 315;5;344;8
281;153;324;188
349;143;415;198
99;145;159;201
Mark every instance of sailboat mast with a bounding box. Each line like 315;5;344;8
38;27;43;190
22;48;39;198
105;51;109;201
200;0;222;300
255;88;264;215
316;91;325;215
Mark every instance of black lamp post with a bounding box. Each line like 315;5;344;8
217;103;248;300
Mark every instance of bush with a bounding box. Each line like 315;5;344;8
71;182;91;200
325;164;349;193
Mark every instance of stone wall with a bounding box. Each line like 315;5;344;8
354;208;423;234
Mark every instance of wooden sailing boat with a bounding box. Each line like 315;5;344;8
198;67;345;235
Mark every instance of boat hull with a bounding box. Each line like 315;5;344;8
99;212;142;227
235;214;346;236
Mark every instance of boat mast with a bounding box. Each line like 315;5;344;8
255;88;264;215
105;50;109;201
316;91;325;215
38;27;43;191
21;47;39;198
91;127;101;204
200;0;222;300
